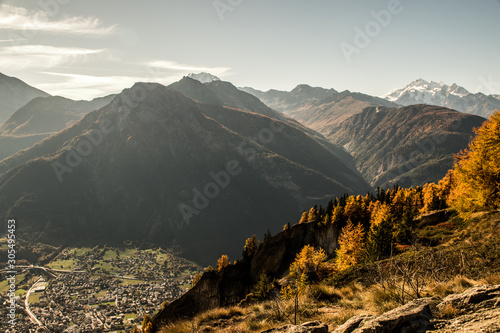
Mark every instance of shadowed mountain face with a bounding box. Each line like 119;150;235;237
0;72;50;123
0;95;115;161
169;77;358;169
0;83;370;265
329;105;486;188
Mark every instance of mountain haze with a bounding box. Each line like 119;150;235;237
240;84;337;114
0;95;115;161
0;72;50;123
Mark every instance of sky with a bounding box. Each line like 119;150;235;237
0;0;499;100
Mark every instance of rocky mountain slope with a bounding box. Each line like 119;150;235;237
0;72;50;123
285;91;399;139
0;82;370;265
329;104;486;188
384;79;500;118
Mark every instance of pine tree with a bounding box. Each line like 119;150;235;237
365;215;393;262
252;272;274;300
243;235;259;258
264;229;272;243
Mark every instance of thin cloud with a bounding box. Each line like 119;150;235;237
37;71;181;100
0;45;109;70
0;4;117;36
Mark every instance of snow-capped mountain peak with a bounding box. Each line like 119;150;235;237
186;72;221;83
382;79;500;118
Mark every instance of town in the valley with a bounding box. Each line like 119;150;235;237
0;244;201;332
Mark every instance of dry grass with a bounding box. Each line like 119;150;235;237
439;303;459;319
427;275;476;298
480;273;500;285
159;320;194;333
196;306;245;325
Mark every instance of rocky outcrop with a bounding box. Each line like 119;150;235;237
433;284;500;332
152;221;341;331
261;321;328;333
333;285;500;333
333;298;434;333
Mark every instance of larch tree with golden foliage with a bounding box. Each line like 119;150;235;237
289;245;329;281
448;111;500;217
216;254;230;272
307;207;318;222
299;210;308;224
335;220;366;270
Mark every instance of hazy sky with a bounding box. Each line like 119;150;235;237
1;0;499;100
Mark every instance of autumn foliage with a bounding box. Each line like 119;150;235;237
448;111;500;217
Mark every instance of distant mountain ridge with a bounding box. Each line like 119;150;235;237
0;72;50;123
383;79;500;118
0;94;115;162
240;84;337;114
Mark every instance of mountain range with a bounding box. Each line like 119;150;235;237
383;79;500;118
0;80;370;265
0;73;494;265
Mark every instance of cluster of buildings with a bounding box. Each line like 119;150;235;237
1;247;201;332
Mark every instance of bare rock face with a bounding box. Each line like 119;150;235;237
261;321;328;333
333;298;434;333
433;285;500;332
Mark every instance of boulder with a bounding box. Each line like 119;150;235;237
261;321;328;333
437;284;500;312
334;298;434;333
332;314;373;333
